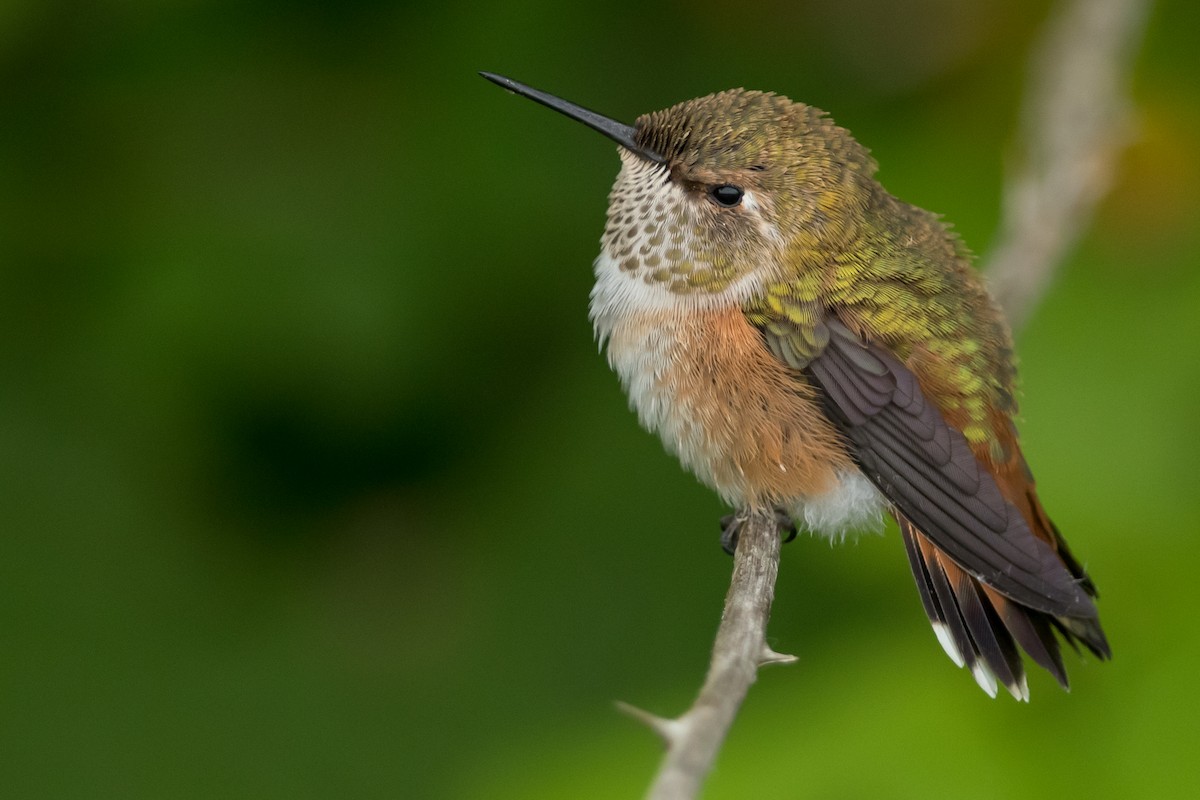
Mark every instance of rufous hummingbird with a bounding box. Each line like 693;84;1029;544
481;72;1109;699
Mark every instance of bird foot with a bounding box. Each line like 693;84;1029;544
719;509;798;555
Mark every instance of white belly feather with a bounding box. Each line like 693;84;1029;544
590;252;884;539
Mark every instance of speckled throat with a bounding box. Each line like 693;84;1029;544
600;153;745;296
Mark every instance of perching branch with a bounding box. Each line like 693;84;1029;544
986;0;1151;329
625;1;1149;797
620;508;793;800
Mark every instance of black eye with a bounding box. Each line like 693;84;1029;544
710;184;744;207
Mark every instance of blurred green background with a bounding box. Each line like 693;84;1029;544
2;0;1198;797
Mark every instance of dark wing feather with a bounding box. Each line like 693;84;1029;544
804;319;1098;620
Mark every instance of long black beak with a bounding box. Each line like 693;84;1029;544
480;72;665;164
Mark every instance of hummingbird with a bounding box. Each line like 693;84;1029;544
481;72;1110;700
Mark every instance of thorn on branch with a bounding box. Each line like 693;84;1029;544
615;701;685;746
758;645;799;667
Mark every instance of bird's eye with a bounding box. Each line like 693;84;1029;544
710;184;744;207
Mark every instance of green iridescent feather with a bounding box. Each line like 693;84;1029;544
745;186;1018;464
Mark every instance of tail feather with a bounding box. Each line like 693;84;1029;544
982;584;1069;688
941;555;1024;698
900;516;1026;700
898;512;1107;699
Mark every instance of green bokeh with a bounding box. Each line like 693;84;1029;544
2;1;1197;797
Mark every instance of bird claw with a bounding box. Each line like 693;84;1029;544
720;509;798;555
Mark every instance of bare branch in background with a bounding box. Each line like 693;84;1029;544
632;1;1150;797
986;0;1151;330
